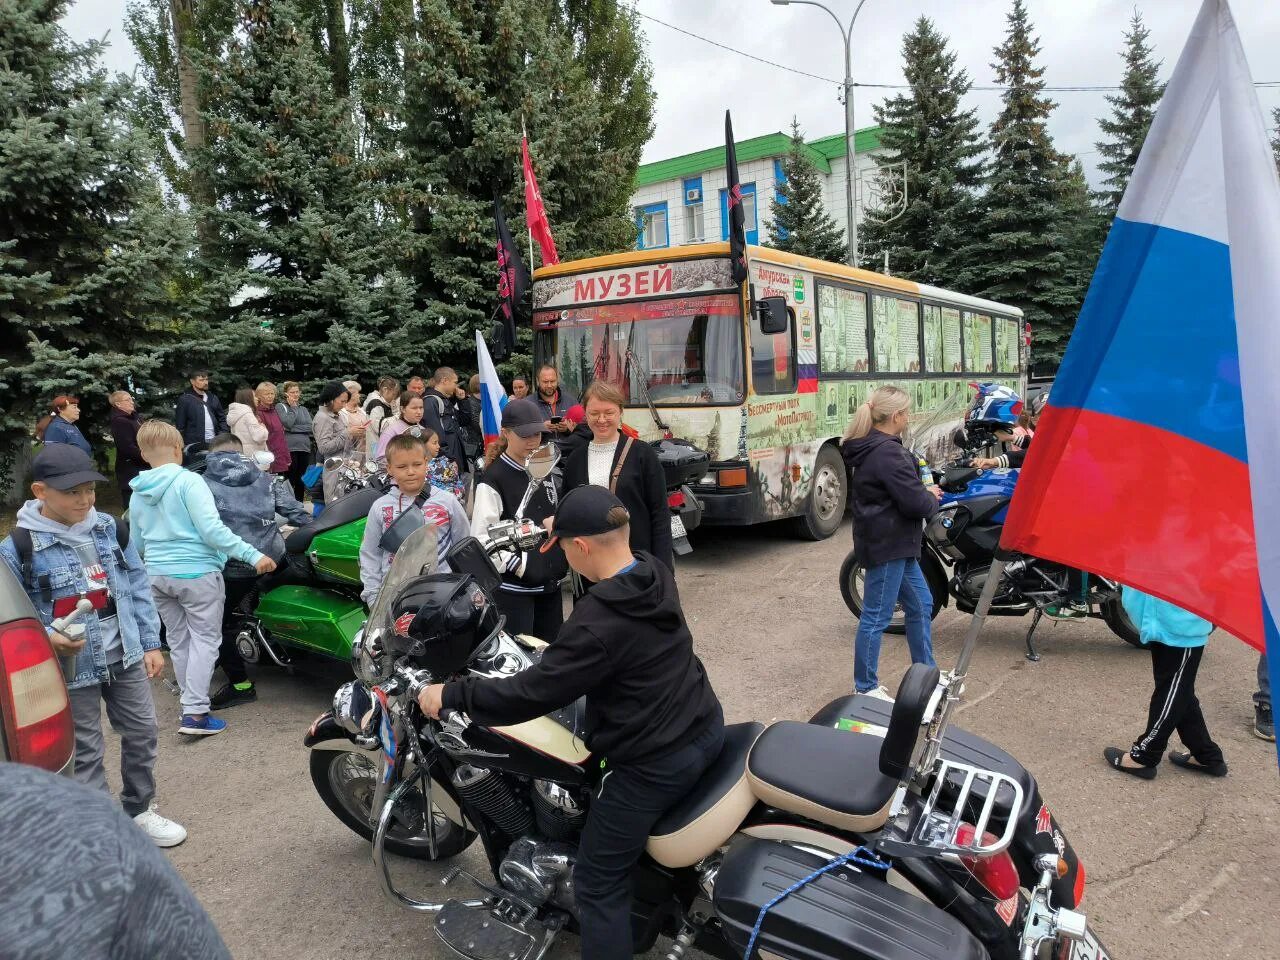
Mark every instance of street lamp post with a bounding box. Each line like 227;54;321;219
770;0;870;267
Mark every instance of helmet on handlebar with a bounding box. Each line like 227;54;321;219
965;382;1024;428
386;573;502;675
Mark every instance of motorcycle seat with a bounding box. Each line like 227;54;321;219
285;487;381;554
646;722;765;869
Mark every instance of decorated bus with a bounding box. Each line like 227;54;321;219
532;242;1025;540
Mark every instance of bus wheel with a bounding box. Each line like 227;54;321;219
794;445;846;540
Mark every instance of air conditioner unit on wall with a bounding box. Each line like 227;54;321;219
685;188;701;203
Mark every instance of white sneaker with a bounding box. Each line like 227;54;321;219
862;685;895;702
133;806;188;847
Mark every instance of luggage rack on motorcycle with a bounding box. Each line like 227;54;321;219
876;758;1023;860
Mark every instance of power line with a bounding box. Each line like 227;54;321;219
636;8;1280;93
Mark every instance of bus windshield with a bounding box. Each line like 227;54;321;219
534;293;745;406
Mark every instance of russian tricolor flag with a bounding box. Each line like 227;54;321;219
476;329;508;446
1002;0;1280;750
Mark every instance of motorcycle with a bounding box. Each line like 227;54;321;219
840;394;1141;660
653;437;708;556
305;444;1113;960
327;455;387;501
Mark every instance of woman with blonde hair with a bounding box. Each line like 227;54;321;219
255;382;291;476
841;385;940;699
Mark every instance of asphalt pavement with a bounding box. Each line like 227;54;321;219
94;520;1278;960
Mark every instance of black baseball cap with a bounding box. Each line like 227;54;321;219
501;398;545;438
32;445;107;491
553;485;630;538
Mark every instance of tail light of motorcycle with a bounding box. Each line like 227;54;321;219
955;823;1021;901
0;618;74;772
667;490;685;509
1073;857;1086;907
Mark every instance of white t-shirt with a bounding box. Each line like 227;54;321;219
198;393;214;440
587;437;619;488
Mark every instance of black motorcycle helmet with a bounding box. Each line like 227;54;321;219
386;573;501;674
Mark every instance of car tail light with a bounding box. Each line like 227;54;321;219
667;490;685;509
0;618;74;772
956;823;1020;901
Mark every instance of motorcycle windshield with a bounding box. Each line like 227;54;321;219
904;385;974;466
366;524;439;638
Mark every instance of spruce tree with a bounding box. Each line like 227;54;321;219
767;120;845;261
859;17;985;288
0;0;190;494
1057;158;1105;334
1094;11;1164;213
189;0;418;390
1271;106;1280;176
972;0;1074;366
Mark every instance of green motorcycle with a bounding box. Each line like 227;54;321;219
230;486;384;667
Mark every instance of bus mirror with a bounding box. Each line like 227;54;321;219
756;296;791;335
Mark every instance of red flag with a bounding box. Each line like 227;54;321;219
522;137;559;266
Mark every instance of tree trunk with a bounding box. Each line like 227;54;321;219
170;0;217;254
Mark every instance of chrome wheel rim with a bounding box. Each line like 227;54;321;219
812;462;844;524
326;752;450;849
852;566;907;628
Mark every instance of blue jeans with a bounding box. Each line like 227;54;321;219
855;557;935;693
1256;654;1272;710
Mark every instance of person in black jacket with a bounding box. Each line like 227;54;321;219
109;391;146;509
563;381;673;569
418;485;723;960
174;370;228;450
421;366;469;474
842;385;940;699
470;398;569;639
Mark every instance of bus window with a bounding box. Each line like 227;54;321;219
941;307;962;372
923;305;943;372
872;294;921;373
817;283;869;374
964;312;994;373
994;317;1020;372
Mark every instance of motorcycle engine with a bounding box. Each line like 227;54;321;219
497;836;577;910
956;564;1019;604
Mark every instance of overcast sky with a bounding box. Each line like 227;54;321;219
64;0;1280;182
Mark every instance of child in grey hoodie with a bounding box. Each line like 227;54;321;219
202;434;313;708
359;432;469;608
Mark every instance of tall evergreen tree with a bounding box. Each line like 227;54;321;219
767;120;845;261
858;17;985;287
1057;158;1105;329
1;0;190;497
188;0;418;389
1094;10;1164;213
1271;105;1280;175
972;0;1074;366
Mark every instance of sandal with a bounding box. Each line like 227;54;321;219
1103;746;1157;779
1168;751;1228;777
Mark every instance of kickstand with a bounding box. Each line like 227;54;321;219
1024;608;1044;662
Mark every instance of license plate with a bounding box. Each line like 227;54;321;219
1061;927;1112;960
670;514;688;539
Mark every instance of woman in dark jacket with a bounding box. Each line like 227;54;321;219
563;382;672;570
36;395;92;456
108;391;146;508
277;380;314;500
842;385;940;699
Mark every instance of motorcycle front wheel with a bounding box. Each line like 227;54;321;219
309;750;476;860
1100;597;1143;647
839;551;946;635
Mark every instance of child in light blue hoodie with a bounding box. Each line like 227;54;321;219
1104;586;1226;779
129;421;275;737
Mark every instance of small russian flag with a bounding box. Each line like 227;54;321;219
476;329;508;446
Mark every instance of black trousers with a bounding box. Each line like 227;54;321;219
497;589;563;642
1130;643;1223;766
284;454;310;502
574;714;724;960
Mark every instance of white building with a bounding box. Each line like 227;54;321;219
629;126;885;251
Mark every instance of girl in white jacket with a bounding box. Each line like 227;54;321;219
227;388;269;467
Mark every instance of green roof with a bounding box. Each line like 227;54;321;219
635;125;883;188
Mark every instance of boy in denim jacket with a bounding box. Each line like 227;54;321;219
0;446;186;846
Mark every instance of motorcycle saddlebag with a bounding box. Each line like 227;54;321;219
713;837;987;960
255;585;365;657
809;695;1083;909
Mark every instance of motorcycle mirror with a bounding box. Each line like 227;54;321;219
950;427;969;448
323;455;344;470
523;442;560;483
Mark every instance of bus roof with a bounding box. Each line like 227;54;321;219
533;242;1023;319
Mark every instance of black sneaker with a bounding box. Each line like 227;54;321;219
1255;704;1275;742
210;683;257;710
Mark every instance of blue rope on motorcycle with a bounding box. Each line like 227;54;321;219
742;846;891;959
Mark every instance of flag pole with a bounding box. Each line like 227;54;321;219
521;115;535;271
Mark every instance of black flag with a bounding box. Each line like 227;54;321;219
492;194;530;361
724;110;748;285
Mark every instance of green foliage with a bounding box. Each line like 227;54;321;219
858;16;985;288
972;0;1075;366
0;0;191;484
767;119;845;262
1094;10;1164;213
1271;106;1280;176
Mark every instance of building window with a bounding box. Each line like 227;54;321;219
682;177;705;243
720;182;758;245
636;201;668;250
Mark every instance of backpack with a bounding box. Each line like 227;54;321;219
8;515;131;604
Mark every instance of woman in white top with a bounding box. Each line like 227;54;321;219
227;387;269;467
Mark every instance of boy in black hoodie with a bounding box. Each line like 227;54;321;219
417;485;723;960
